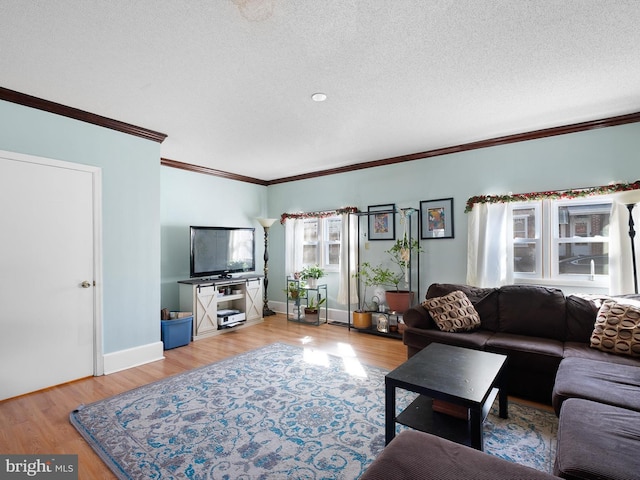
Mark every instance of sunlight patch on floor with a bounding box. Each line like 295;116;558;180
337;342;367;378
300;341;368;378
302;347;330;367
341;356;367;378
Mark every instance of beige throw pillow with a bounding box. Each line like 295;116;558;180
422;290;481;333
590;299;640;357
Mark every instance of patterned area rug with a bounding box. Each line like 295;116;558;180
485;399;557;474
70;343;557;479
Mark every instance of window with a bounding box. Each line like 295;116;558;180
302;218;318;265
512;204;541;275
554;201;610;277
300;216;341;271
511;198;611;283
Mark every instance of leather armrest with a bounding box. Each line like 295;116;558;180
403;304;436;329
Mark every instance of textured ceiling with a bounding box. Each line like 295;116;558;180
1;1;639;181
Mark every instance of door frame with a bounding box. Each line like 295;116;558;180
0;149;104;376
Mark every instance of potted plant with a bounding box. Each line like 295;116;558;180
383;234;423;313
304;296;326;323
300;264;325;288
285;280;307;320
352;262;386;328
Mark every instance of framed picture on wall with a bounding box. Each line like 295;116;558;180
420;198;454;239
368;204;396;240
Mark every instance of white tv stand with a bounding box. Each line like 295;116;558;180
178;274;263;340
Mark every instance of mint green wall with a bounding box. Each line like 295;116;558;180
268;122;640;308
0;100;161;354
160;166;269;310
5;94;638;351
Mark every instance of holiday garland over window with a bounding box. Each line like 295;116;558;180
280;206;359;224
465;180;640;213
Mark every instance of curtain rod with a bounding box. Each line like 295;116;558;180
465;180;640;213
280;206;359;224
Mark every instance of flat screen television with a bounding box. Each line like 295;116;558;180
190;226;255;278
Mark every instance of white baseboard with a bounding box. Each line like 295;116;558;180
103;341;165;375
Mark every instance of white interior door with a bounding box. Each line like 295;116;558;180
0;151;101;400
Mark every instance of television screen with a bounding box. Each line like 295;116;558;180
190;226;255;278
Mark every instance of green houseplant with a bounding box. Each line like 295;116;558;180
382;234;423;312
285;279;308;321
304;296;326;312
385;236;422;289
284;280;307;302
304;296;327;323
351;261;394;328
300;264;325;288
352;262;380;311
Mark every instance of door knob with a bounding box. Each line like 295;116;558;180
81;281;92;288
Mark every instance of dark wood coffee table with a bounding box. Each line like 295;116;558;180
385;343;508;451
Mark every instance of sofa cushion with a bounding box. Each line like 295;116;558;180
562;341;640;367
497;285;566;341
426;283;500;331
361;430;559;480
590;298;640;357
486;333;563;404
554;398;640;480
422;290;481;332
486;333;564;367
552;357;640;415
403;327;493;356
565;294;603;343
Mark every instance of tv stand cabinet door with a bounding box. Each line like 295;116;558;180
245;278;263;321
194;285;218;337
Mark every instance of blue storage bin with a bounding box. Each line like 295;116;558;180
161;316;193;350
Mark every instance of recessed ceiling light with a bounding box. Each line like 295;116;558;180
311;93;327;102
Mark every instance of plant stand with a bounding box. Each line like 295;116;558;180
286;277;328;326
347;207;420;338
351;311;403;339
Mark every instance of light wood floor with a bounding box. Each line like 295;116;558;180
0;314;408;479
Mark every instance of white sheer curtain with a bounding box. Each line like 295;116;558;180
337;213;358;305
284;218;303;277
466;202;514;287
609;191;640;294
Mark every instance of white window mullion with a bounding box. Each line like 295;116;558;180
541;199;551;279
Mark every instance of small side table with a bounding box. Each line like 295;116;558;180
385;343;508;451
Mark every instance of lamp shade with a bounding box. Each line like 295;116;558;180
257;218;277;228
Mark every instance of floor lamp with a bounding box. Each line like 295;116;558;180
257;218;277;316
618;189;640;294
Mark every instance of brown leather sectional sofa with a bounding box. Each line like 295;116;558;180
384;282;640;480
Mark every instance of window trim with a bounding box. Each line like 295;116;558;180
300;215;341;273
511;197;611;287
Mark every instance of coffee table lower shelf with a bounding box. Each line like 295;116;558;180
396;388;499;447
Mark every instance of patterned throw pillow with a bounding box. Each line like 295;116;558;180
422;290;481;332
590;299;640;357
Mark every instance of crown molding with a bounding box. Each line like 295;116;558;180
0;86;167;143
160;158;268;186
3;84;637;184
268;111;640;184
